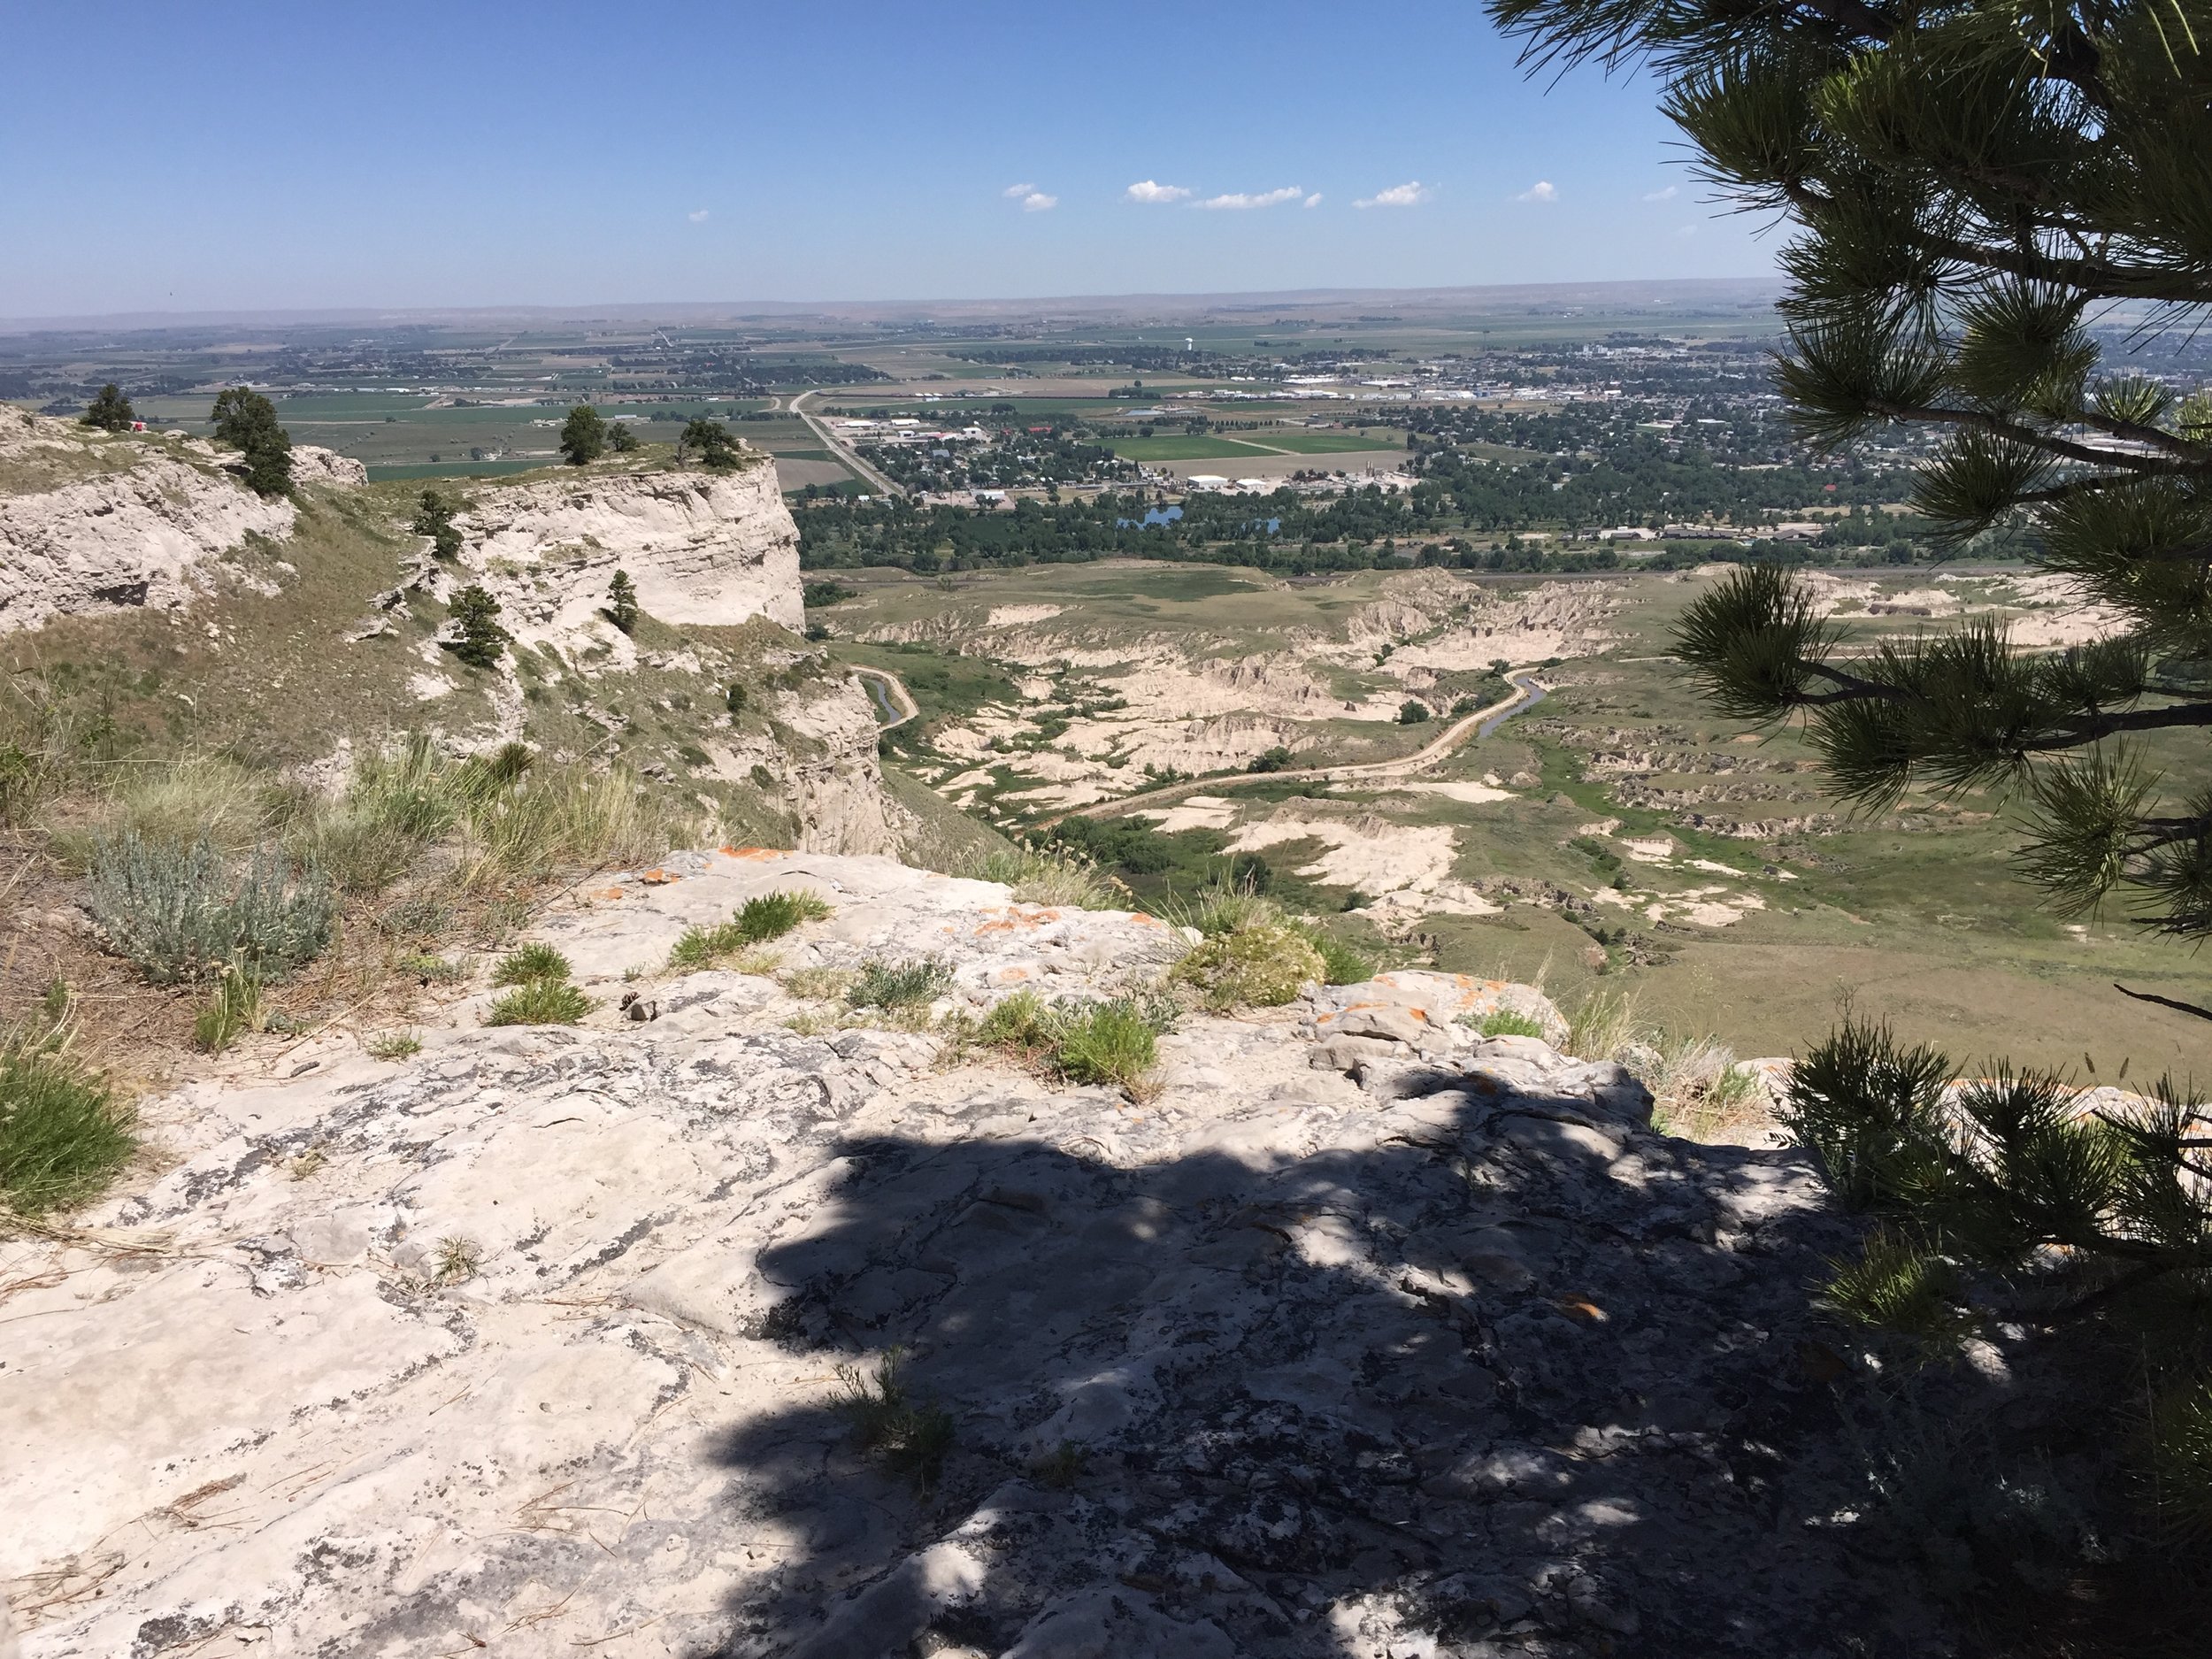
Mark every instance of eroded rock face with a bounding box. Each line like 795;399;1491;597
0;854;1935;1657
0;411;300;633
456;463;803;649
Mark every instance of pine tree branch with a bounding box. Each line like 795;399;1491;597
1870;402;2190;473
1782;181;2212;305
2112;982;2212;1024
2076;410;2212;464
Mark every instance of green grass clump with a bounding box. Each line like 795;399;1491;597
1048;1000;1161;1092
1478;1008;1548;1040
978;988;1054;1050
849;957;953;1010
669;890;832;970
735;888;832;941
0;1033;135;1217
833;1349;956;1494
492;942;572;986
192;967;265;1054
367;1030;423;1060
88;833;333;985
964;842;1121;910
1171;924;1326;1011
483;980;592;1026
1286;920;1371;987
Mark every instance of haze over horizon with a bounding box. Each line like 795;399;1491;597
3;0;1776;320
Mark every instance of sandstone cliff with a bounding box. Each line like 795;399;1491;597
453;461;803;650
0;850;1942;1658
0;411;295;633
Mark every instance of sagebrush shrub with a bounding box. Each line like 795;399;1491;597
1171;924;1325;1011
88;833;332;984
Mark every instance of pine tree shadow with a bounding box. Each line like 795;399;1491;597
700;1079;1947;1658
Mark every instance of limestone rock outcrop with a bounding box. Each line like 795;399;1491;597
0;851;1935;1656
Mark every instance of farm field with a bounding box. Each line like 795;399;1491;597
813;558;2206;1075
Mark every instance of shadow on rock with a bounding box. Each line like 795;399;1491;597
702;1051;1944;1658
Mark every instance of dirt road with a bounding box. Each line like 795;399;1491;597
1039;672;1551;826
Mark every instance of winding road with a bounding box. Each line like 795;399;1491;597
850;661;1550;825
1046;672;1550;824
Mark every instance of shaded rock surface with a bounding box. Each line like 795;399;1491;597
0;854;1936;1656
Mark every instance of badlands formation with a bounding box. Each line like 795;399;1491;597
2;851;1942;1658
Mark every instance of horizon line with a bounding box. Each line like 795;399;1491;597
0;276;1784;335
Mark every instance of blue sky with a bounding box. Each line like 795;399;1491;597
0;1;1774;319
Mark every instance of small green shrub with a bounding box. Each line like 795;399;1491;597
492;943;572;986
1286;921;1371;986
396;951;465;982
191;967;265;1054
833;1349;955;1494
1171;924;1325;1011
367;1030;423;1060
483;980;592;1026
1479;1008;1548;1039
736;889;832;941
1397;700;1432;725
0;1034;135;1217
849;958;953;1010
88;833;333;985
979;988;1054;1051
1050;1001;1160;1091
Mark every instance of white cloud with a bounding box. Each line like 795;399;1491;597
1355;180;1429;209
1643;184;1678;202
1517;180;1558;203
687;208;710;223
1019;191;1058;212
1194;185;1303;211
1303;193;1323;209
1125;180;1191;204
1002;182;1035;198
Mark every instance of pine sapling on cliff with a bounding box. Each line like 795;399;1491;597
210;386;293;497
81;383;134;434
678;417;740;472
411;489;463;559
558;403;606;466
445;585;507;670
604;569;639;634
